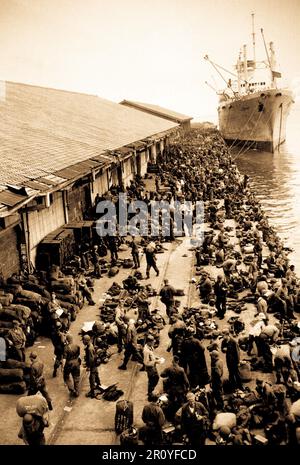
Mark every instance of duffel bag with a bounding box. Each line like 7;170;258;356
51;278;75;292
57;300;78;321
108;267;119;277
0;295;13;306
57;299;73;311
0;327;11;336
273;344;291;360
213;412;237;431
5;304;31;320
54;277;75;288
123;259;134;269
55;293;77;304
0;368;24;383
0;309;24;323
15;298;41;312
17;290;42;302
238;361;252;382
243;245;254;254
16;393;48;417
115;400;134;434
3;359;27;370
120;426;138;446
0;381;26;394
0;319;13;328
22;282;51;299
1;284;23;295
50;284;73;295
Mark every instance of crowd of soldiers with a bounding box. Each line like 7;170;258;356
12;128;300;446
129;129;300;446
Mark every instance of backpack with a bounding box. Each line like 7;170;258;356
108;267;119;277
102;384;124;401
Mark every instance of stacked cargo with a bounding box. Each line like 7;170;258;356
0;358;29;394
36;227;76;271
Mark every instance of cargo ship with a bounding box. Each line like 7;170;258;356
205;15;294;153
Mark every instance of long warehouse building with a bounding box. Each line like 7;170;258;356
0;81;189;278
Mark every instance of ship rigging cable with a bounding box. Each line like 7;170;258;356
204;55;237;97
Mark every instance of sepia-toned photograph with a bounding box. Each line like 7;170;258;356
0;0;300;453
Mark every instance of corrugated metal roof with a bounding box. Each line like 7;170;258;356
115;146;132;154
126;141;147;150
120;100;193;123
0;189;28;207
0;81;178;188
22;180;50;191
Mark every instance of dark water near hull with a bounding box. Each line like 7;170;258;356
235;104;300;270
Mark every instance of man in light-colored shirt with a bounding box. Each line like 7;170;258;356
143;335;160;399
247;313;267;356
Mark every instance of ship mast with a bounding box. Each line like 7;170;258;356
251;13;256;69
243;44;248;85
237;49;242;93
261;28;275;88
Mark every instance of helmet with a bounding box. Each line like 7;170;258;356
23;414;33;424
219;426;231;438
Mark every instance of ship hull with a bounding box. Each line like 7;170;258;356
218;89;294;152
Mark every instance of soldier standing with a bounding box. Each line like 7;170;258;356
63;334;81;397
8;320;26;362
91;245;102;279
210;350;224;411
221;328;242;390
27;352;53;411
118;318;143;370
130;237;140;269
83;334;101;398
51;321;66;378
19;413;49;446
143;335;160;400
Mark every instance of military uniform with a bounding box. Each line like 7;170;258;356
143;342;159;398
84;341;101;397
51;327;66;377
63;342;81;396
140;401;165;445
28;356;52;410
9;324;26;362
